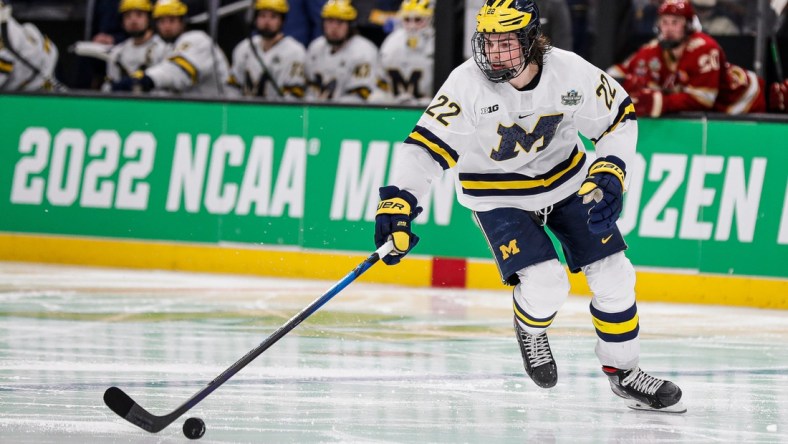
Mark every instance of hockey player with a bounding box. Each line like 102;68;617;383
0;0;59;91
112;0;234;97
230;0;306;100
305;0;379;102
104;0;166;91
608;0;765;117
374;0;686;413
377;0;434;105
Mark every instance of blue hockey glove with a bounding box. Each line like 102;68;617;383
577;156;626;234
375;186;422;265
111;70;154;92
111;76;135;91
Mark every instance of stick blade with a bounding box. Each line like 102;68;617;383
104;386;166;433
104;386;136;417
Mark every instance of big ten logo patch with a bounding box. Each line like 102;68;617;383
481;104;499;115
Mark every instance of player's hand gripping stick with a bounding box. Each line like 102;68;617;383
577;156;626;234
374;186;423;265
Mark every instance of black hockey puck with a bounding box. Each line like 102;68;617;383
183;417;205;440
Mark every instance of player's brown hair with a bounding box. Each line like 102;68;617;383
529;34;552;67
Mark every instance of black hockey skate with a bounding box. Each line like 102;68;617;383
603;366;686;413
514;318;557;388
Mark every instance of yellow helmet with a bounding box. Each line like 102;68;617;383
321;0;357;21
119;0;152;13
476;0;540;33
255;0;289;14
399;0;433;18
152;0;188;18
472;0;543;83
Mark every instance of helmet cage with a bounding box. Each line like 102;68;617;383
472;26;538;83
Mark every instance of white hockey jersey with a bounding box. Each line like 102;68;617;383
105;34;167;84
145;30;234;97
230;34;306;100
378;27;434;105
0;9;58;91
305;34;379;103
391;49;637;212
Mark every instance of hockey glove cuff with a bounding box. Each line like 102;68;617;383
131;70;155;92
112;71;154;92
375;186;422;265
577;156;626;234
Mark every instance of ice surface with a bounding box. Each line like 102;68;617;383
0;262;786;443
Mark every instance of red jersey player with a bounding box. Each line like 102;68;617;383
608;0;765;117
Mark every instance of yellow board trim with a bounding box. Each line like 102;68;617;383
466;260;788;310
409;131;457;168
461;150;584;190
0;233;430;286
591;313;639;334
0;233;786;310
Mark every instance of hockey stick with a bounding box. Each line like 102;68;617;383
104;240;395;433
770;10;786;82
248;35;285;97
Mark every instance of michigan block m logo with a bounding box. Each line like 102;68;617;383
490;114;564;161
499;239;520;260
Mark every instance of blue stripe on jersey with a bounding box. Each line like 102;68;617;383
459;146;585;197
405;125;460;170
592;96;637;144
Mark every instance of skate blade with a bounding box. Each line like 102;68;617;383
626;399;687;414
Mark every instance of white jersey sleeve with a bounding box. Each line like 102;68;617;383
339;36;379;103
0;17;58;91
146;30;232;97
390;62;478;203
572;58;637;176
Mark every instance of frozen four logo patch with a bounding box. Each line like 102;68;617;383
561;89;582;106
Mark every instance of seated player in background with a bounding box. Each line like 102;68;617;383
373;0;686;413
608;0;765;117
230;0;306;100
103;0;166;92
0;0;59;91
305;0;380;103
375;0;435;105
769;80;788;113
112;0;235;97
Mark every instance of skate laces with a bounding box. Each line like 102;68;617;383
622;367;664;395
521;330;553;367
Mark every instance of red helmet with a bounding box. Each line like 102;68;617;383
658;0;695;20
